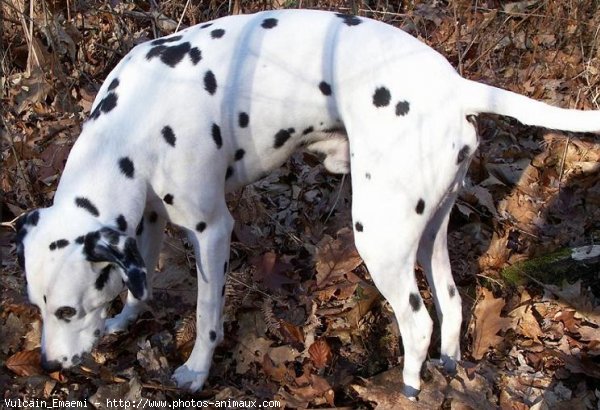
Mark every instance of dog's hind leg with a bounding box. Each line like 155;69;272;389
417;187;463;374
106;209;166;333
351;179;434;398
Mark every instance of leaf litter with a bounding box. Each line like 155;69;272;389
2;0;600;408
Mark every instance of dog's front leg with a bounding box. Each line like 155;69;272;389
106;210;166;333
172;204;233;392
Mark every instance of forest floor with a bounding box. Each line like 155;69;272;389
2;0;600;408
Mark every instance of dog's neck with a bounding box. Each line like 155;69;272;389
51;125;148;235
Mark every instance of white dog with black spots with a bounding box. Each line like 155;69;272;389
15;9;600;397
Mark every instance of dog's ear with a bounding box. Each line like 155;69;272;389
83;228;148;300
14;210;41;270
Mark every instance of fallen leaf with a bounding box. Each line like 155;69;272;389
471;288;512;359
315;228;362;287
5;348;43;377
509;290;543;342
262;353;287;382
308;339;332;369
251;252;296;291
351;365;446;409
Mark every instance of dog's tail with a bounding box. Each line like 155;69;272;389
461;78;600;133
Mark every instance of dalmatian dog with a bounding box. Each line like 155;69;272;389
15;9;600;397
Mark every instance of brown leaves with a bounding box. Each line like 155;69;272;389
471;288;512;359
315;228;362;288
5;348;43;377
308;339;332;369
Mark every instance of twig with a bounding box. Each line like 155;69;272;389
557;135;571;192
175;0;191;32
324;174;345;224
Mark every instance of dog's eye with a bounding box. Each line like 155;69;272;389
55;306;77;321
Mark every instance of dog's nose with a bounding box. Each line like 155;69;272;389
40;352;62;372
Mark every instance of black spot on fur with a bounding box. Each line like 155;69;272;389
16;210;39;231
336;13;362;26
25;210;39;227
75;236;85;244
116;215;127;232
90;104;101;120
448;285;457;298
94;329;102;337
90;93;118;120
200;23;213;29
196;222;206;232
147;42;192;67
163;42;192;67
44;295;47;303
211;29;225;38
319;81;332;96
395;100;410;116
239;112;249;128
136;218;144;236
355;222;364;232
101;93;118;113
261;18;278;29
189;47;202;64
119;157;135;178
457;145;471;164
303;126;314;135
146;45;166;60
204;70;217;95
415;199;425;215
151;35;183;46
95;265;112;291
409;293;421;312
107;78;119;91
373;87;391;107
75;197;100;217
225;166;234;179
274;128;293;148
163;194;174;205
148;212;158;223
365;172;371;180
49;239;69;251
211;123;223;148
209;330;217;342
234;149;245;161
162;125;176;147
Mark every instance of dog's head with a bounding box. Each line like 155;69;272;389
15;208;148;370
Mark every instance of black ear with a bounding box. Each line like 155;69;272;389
83;228;148;300
14;210;41;270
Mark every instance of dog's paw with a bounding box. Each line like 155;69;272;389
439;354;458;376
173;364;208;392
105;314;131;334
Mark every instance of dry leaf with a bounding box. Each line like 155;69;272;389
6;348;43;377
509;290;543;342
471;288;512;359
262;353;287;382
290;374;333;404
280;320;304;344
308;339;332;369
315;228;362;287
